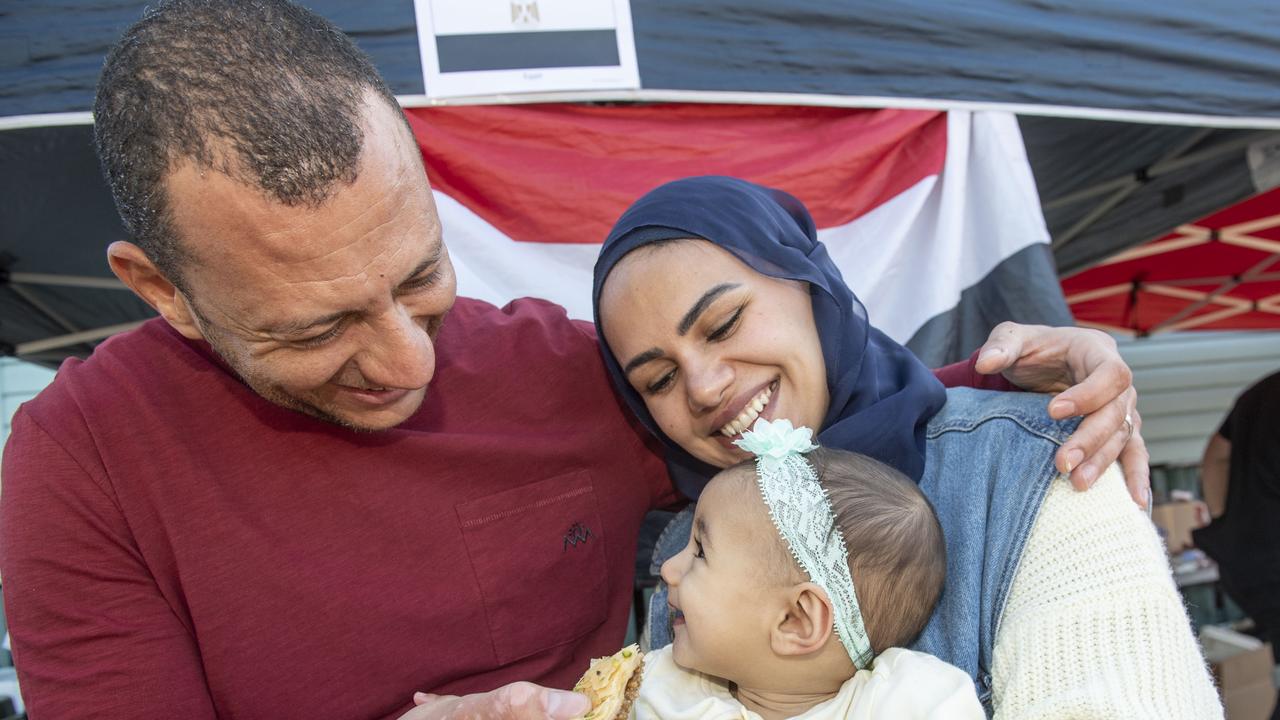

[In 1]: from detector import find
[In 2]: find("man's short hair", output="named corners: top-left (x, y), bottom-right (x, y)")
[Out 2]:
top-left (93, 0), bottom-right (404, 289)
top-left (812, 448), bottom-right (947, 654)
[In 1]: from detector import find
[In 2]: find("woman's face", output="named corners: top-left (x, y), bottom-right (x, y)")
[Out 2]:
top-left (599, 239), bottom-right (829, 468)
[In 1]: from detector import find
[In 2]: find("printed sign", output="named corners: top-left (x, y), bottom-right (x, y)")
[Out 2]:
top-left (413, 0), bottom-right (640, 99)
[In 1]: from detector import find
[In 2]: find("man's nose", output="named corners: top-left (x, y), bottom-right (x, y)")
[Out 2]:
top-left (357, 306), bottom-right (436, 390)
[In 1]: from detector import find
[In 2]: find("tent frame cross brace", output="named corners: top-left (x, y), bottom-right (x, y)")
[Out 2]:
top-left (1048, 130), bottom-right (1278, 251)
top-left (1, 271), bottom-right (142, 358)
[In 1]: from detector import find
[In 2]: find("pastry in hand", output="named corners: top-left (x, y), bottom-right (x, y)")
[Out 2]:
top-left (571, 644), bottom-right (645, 720)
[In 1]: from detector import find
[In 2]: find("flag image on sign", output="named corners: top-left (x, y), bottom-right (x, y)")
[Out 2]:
top-left (511, 0), bottom-right (540, 26)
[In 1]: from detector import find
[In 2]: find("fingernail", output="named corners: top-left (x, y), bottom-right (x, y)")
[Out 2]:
top-left (544, 691), bottom-right (591, 719)
top-left (1080, 464), bottom-right (1098, 487)
top-left (413, 692), bottom-right (431, 705)
top-left (1064, 448), bottom-right (1084, 473)
top-left (1050, 399), bottom-right (1076, 417)
top-left (978, 348), bottom-right (1004, 364)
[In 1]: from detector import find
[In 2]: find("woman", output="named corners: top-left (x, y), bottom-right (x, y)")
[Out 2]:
top-left (592, 177), bottom-right (1220, 717)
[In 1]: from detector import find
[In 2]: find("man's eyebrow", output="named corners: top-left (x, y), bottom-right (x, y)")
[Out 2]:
top-left (695, 516), bottom-right (711, 549)
top-left (623, 347), bottom-right (665, 376)
top-left (678, 283), bottom-right (740, 336)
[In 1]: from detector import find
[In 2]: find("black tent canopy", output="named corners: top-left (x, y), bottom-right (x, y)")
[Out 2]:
top-left (3, 0), bottom-right (1279, 364)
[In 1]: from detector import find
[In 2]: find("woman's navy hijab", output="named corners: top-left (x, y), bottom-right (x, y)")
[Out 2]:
top-left (592, 176), bottom-right (947, 497)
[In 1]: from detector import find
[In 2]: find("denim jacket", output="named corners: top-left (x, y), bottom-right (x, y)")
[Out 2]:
top-left (645, 388), bottom-right (1081, 713)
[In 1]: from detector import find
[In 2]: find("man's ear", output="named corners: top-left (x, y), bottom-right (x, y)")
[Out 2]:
top-left (769, 582), bottom-right (836, 656)
top-left (107, 241), bottom-right (205, 341)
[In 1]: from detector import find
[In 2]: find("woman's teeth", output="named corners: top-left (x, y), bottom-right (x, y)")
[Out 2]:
top-left (719, 384), bottom-right (774, 437)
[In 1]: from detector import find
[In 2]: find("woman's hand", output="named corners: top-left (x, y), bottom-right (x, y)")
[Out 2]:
top-left (974, 322), bottom-right (1150, 509)
top-left (397, 684), bottom-right (590, 720)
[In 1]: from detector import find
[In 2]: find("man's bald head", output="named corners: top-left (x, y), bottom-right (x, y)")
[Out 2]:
top-left (93, 0), bottom-right (406, 290)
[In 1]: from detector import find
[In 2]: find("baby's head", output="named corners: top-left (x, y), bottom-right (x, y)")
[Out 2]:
top-left (661, 445), bottom-right (945, 692)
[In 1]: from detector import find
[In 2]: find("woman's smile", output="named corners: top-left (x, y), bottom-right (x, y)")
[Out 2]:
top-left (713, 379), bottom-right (779, 444)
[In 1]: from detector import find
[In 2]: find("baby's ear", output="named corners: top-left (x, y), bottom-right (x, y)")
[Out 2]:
top-left (769, 582), bottom-right (835, 656)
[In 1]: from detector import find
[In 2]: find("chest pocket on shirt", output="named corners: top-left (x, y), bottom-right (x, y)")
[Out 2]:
top-left (456, 470), bottom-right (609, 665)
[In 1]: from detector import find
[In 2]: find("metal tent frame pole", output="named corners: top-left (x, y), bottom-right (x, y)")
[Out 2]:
top-left (1043, 130), bottom-right (1275, 213)
top-left (8, 272), bottom-right (128, 290)
top-left (1049, 128), bottom-right (1218, 251)
top-left (14, 322), bottom-right (147, 358)
top-left (9, 285), bottom-right (79, 336)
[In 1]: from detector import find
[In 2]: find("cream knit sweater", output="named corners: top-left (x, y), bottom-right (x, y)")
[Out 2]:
top-left (991, 464), bottom-right (1224, 718)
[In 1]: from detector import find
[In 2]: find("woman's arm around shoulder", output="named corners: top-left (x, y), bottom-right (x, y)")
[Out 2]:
top-left (991, 464), bottom-right (1223, 719)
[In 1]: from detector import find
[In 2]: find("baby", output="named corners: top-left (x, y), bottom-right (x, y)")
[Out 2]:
top-left (634, 419), bottom-right (983, 719)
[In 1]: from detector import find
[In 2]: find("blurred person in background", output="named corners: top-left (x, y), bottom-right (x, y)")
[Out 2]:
top-left (1196, 369), bottom-right (1280, 720)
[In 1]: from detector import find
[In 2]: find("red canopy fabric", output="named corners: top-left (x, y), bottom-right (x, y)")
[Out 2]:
top-left (1062, 186), bottom-right (1280, 336)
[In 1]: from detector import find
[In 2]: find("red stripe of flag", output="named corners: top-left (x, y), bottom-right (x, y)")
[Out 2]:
top-left (406, 103), bottom-right (946, 244)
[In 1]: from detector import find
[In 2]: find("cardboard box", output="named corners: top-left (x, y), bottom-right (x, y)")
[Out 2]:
top-left (1152, 500), bottom-right (1207, 553)
top-left (1201, 626), bottom-right (1277, 719)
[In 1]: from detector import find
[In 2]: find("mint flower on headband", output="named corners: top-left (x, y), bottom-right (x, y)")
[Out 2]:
top-left (733, 418), bottom-right (818, 472)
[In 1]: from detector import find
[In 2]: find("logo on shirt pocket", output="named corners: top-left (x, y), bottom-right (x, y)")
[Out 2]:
top-left (563, 522), bottom-right (593, 551)
top-left (456, 470), bottom-right (608, 664)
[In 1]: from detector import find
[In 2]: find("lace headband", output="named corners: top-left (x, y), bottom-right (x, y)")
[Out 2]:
top-left (733, 418), bottom-right (874, 669)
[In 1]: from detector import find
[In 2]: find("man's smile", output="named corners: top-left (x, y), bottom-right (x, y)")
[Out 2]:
top-left (334, 384), bottom-right (416, 407)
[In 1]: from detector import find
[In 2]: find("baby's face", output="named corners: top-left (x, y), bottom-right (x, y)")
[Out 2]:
top-left (660, 467), bottom-right (791, 681)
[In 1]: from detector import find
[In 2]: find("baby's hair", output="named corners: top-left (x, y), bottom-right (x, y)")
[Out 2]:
top-left (811, 448), bottom-right (946, 654)
top-left (736, 447), bottom-right (946, 655)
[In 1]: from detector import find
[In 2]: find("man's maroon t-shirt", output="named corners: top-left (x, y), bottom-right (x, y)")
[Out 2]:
top-left (0, 297), bottom-right (675, 719)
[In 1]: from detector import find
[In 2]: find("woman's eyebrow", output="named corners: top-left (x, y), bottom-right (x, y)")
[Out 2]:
top-left (624, 347), bottom-right (665, 375)
top-left (678, 283), bottom-right (740, 335)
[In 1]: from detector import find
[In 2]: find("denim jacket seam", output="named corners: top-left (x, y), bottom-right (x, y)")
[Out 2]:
top-left (926, 412), bottom-right (1075, 446)
top-left (988, 449), bottom-right (1059, 644)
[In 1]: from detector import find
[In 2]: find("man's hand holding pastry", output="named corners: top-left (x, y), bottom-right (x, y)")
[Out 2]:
top-left (398, 683), bottom-right (590, 720)
top-left (398, 645), bottom-right (644, 720)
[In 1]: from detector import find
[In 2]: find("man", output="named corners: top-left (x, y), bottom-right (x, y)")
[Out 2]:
top-left (1195, 369), bottom-right (1280, 720)
top-left (0, 1), bottom-right (1145, 718)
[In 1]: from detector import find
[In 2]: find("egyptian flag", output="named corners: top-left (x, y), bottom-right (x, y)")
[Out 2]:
top-left (404, 104), bottom-right (1071, 366)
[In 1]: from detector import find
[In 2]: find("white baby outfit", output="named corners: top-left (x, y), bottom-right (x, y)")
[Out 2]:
top-left (632, 645), bottom-right (984, 720)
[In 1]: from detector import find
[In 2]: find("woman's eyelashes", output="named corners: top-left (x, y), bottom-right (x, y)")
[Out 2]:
top-left (706, 305), bottom-right (744, 342)
top-left (647, 370), bottom-right (676, 395)
top-left (641, 304), bottom-right (747, 395)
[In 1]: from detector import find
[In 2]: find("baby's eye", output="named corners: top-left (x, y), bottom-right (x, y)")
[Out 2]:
top-left (693, 539), bottom-right (705, 559)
